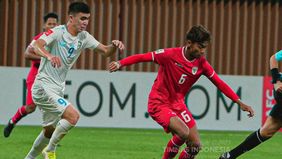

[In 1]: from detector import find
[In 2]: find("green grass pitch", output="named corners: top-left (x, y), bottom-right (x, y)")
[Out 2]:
top-left (0, 125), bottom-right (281, 159)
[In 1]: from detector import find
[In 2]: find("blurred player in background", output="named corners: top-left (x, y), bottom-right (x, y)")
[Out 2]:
top-left (109, 25), bottom-right (254, 159)
top-left (3, 12), bottom-right (59, 138)
top-left (219, 50), bottom-right (282, 159)
top-left (24, 2), bottom-right (124, 159)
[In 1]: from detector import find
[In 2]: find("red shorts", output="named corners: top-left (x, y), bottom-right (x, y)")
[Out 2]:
top-left (148, 101), bottom-right (196, 133)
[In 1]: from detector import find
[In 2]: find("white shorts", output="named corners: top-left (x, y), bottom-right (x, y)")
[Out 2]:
top-left (32, 80), bottom-right (70, 127)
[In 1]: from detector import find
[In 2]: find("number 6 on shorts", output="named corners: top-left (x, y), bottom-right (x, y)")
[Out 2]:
top-left (181, 110), bottom-right (191, 123)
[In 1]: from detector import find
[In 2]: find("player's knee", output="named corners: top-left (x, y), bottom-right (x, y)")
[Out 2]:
top-left (25, 104), bottom-right (36, 113)
top-left (68, 111), bottom-right (80, 125)
top-left (260, 127), bottom-right (276, 138)
top-left (63, 106), bottom-right (80, 125)
top-left (178, 129), bottom-right (190, 141)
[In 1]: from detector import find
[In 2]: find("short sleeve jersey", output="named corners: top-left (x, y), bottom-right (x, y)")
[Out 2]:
top-left (149, 47), bottom-right (215, 105)
top-left (275, 50), bottom-right (282, 61)
top-left (36, 25), bottom-right (100, 88)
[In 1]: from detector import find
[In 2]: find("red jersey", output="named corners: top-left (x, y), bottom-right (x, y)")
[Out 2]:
top-left (26, 32), bottom-right (43, 84)
top-left (149, 47), bottom-right (214, 105)
top-left (119, 47), bottom-right (239, 110)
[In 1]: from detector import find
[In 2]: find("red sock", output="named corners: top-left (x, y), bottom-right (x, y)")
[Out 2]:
top-left (11, 106), bottom-right (27, 124)
top-left (178, 149), bottom-right (193, 159)
top-left (162, 135), bottom-right (185, 159)
top-left (179, 144), bottom-right (200, 159)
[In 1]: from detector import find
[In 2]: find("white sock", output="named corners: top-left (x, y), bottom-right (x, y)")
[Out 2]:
top-left (46, 119), bottom-right (74, 152)
top-left (24, 131), bottom-right (50, 159)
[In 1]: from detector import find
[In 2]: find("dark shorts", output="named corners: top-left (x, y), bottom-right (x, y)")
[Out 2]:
top-left (270, 90), bottom-right (282, 120)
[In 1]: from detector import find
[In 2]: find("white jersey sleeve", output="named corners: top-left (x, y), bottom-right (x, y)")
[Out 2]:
top-left (84, 32), bottom-right (100, 50)
top-left (39, 28), bottom-right (60, 46)
top-left (275, 50), bottom-right (282, 61)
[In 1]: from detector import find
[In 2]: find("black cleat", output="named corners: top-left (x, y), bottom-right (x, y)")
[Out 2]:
top-left (219, 152), bottom-right (231, 159)
top-left (3, 119), bottom-right (15, 138)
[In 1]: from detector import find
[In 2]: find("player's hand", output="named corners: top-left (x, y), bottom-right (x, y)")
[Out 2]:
top-left (109, 61), bottom-right (121, 72)
top-left (48, 55), bottom-right (61, 68)
top-left (274, 81), bottom-right (282, 93)
top-left (239, 103), bottom-right (254, 118)
top-left (112, 40), bottom-right (125, 52)
top-left (27, 45), bottom-right (35, 53)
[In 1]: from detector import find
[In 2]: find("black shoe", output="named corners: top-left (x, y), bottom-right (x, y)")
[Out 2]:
top-left (3, 119), bottom-right (15, 138)
top-left (219, 152), bottom-right (231, 159)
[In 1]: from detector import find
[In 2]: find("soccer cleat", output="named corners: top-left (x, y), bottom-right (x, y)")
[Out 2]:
top-left (219, 152), bottom-right (232, 159)
top-left (3, 119), bottom-right (15, 137)
top-left (42, 149), bottom-right (56, 159)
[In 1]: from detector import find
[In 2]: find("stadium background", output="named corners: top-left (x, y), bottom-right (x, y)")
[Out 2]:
top-left (0, 0), bottom-right (282, 158)
top-left (0, 0), bottom-right (282, 75)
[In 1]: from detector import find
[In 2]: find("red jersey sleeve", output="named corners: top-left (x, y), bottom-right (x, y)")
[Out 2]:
top-left (119, 52), bottom-right (153, 67)
top-left (203, 60), bottom-right (239, 102)
top-left (202, 60), bottom-right (215, 78)
top-left (152, 49), bottom-right (169, 65)
top-left (209, 73), bottom-right (239, 102)
top-left (33, 32), bottom-right (44, 40)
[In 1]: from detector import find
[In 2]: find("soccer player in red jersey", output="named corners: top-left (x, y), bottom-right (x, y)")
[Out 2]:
top-left (3, 12), bottom-right (59, 138)
top-left (109, 25), bottom-right (255, 159)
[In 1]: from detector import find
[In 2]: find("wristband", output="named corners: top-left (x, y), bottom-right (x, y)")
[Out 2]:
top-left (271, 68), bottom-right (280, 84)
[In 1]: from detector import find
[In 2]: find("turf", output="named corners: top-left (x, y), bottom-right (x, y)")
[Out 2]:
top-left (0, 125), bottom-right (281, 159)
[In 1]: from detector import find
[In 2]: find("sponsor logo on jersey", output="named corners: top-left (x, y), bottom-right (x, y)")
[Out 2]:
top-left (155, 49), bottom-right (164, 54)
top-left (192, 67), bottom-right (198, 75)
top-left (175, 62), bottom-right (183, 68)
top-left (44, 29), bottom-right (53, 36)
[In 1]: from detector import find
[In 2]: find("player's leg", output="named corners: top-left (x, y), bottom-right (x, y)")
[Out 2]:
top-left (44, 104), bottom-right (79, 153)
top-left (220, 90), bottom-right (282, 159)
top-left (3, 82), bottom-right (36, 137)
top-left (162, 107), bottom-right (196, 159)
top-left (219, 116), bottom-right (282, 159)
top-left (179, 125), bottom-right (201, 159)
top-left (162, 117), bottom-right (189, 159)
top-left (25, 126), bottom-right (54, 159)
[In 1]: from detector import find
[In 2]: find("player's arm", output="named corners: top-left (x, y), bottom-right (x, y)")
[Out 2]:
top-left (209, 73), bottom-right (254, 117)
top-left (33, 39), bottom-right (61, 67)
top-left (109, 52), bottom-right (153, 72)
top-left (270, 50), bottom-right (282, 92)
top-left (270, 51), bottom-right (282, 84)
top-left (24, 41), bottom-right (41, 61)
top-left (94, 40), bottom-right (125, 57)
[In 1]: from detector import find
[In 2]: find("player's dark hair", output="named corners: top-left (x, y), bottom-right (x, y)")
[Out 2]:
top-left (43, 12), bottom-right (58, 23)
top-left (68, 2), bottom-right (90, 15)
top-left (186, 25), bottom-right (211, 44)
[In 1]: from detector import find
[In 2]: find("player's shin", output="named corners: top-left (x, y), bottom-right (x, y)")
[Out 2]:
top-left (25, 131), bottom-right (50, 159)
top-left (178, 142), bottom-right (201, 159)
top-left (46, 119), bottom-right (74, 152)
top-left (163, 135), bottom-right (185, 159)
top-left (11, 105), bottom-right (28, 123)
top-left (227, 129), bottom-right (269, 158)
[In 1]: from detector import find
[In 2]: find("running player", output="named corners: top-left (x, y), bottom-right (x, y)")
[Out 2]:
top-left (3, 12), bottom-right (59, 138)
top-left (109, 25), bottom-right (254, 159)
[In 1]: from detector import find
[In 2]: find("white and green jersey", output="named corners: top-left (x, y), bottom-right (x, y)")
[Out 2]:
top-left (36, 25), bottom-right (100, 88)
top-left (275, 50), bottom-right (282, 61)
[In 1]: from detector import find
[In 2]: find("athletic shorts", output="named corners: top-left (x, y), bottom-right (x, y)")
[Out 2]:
top-left (270, 90), bottom-right (282, 120)
top-left (32, 80), bottom-right (70, 127)
top-left (148, 100), bottom-right (196, 133)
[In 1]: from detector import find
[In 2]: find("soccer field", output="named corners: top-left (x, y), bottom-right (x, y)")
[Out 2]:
top-left (0, 125), bottom-right (281, 159)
